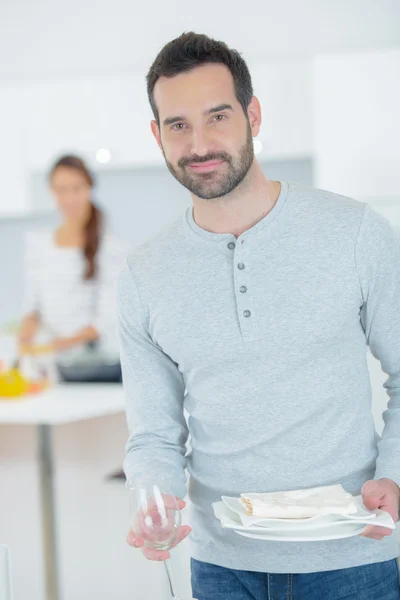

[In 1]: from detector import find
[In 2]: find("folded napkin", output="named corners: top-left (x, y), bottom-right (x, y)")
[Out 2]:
top-left (240, 484), bottom-right (358, 519)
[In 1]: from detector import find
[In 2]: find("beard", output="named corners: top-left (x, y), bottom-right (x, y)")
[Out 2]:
top-left (163, 123), bottom-right (254, 200)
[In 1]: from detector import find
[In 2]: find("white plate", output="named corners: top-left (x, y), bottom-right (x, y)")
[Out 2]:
top-left (213, 500), bottom-right (394, 542)
top-left (235, 523), bottom-right (366, 542)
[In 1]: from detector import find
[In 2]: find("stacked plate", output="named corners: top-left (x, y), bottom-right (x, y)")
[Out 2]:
top-left (212, 495), bottom-right (395, 542)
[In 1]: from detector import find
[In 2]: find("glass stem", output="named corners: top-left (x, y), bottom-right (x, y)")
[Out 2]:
top-left (164, 558), bottom-right (179, 599)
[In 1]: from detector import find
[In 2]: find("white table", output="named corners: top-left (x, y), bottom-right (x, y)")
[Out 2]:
top-left (0, 383), bottom-right (125, 600)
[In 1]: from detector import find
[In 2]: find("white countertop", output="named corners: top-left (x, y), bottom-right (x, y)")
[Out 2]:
top-left (0, 383), bottom-right (125, 425)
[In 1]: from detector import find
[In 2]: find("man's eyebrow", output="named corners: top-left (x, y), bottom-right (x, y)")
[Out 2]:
top-left (163, 115), bottom-right (186, 126)
top-left (162, 104), bottom-right (233, 127)
top-left (205, 103), bottom-right (233, 115)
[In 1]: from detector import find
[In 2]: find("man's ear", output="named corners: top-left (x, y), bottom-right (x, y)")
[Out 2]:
top-left (247, 96), bottom-right (262, 138)
top-left (151, 120), bottom-right (163, 151)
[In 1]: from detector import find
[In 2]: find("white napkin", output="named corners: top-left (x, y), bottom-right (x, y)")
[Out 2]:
top-left (240, 484), bottom-right (358, 519)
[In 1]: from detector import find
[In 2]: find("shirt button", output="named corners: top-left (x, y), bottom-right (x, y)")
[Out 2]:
top-left (243, 310), bottom-right (251, 318)
top-left (240, 286), bottom-right (247, 293)
top-left (238, 262), bottom-right (245, 270)
top-left (227, 242), bottom-right (236, 250)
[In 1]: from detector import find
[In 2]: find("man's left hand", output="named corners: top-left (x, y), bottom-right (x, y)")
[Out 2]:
top-left (361, 478), bottom-right (399, 540)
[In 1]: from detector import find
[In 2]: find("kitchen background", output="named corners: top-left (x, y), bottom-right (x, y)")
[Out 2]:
top-left (0, 158), bottom-right (313, 325)
top-left (0, 1), bottom-right (399, 599)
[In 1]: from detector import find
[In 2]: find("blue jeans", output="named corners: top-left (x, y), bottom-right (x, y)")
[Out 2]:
top-left (191, 557), bottom-right (400, 600)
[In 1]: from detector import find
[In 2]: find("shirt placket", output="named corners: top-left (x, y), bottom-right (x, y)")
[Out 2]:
top-left (227, 237), bottom-right (258, 342)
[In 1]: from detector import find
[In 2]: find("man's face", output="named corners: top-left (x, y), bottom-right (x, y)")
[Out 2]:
top-left (151, 63), bottom-right (260, 200)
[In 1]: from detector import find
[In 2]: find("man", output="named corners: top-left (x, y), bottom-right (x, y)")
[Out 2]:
top-left (118, 32), bottom-right (400, 599)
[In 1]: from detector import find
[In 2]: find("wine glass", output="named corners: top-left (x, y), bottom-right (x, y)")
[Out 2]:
top-left (129, 483), bottom-right (196, 600)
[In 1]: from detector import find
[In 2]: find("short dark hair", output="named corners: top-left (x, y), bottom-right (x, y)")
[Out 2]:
top-left (147, 32), bottom-right (254, 124)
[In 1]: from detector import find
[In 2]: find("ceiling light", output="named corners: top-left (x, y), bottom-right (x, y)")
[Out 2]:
top-left (96, 148), bottom-right (112, 164)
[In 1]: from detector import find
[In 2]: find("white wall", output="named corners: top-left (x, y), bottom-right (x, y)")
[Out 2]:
top-left (0, 59), bottom-right (314, 215)
top-left (2, 0), bottom-right (399, 216)
top-left (313, 50), bottom-right (400, 199)
top-left (251, 60), bottom-right (314, 159)
top-left (1, 0), bottom-right (398, 79)
top-left (0, 87), bottom-right (29, 213)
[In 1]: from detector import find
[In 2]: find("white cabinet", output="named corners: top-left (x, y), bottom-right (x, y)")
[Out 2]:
top-left (313, 50), bottom-right (400, 199)
top-left (0, 86), bottom-right (29, 214)
top-left (23, 74), bottom-right (161, 171)
top-left (251, 60), bottom-right (314, 159)
top-left (0, 74), bottom-right (163, 216)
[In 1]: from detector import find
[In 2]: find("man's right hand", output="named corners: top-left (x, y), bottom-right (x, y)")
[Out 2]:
top-left (127, 497), bottom-right (192, 561)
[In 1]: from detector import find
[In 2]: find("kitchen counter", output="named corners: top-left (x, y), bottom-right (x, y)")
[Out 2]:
top-left (0, 382), bottom-right (125, 424)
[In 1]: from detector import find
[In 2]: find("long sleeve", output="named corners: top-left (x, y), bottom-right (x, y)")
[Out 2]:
top-left (117, 259), bottom-right (188, 499)
top-left (355, 204), bottom-right (400, 486)
top-left (22, 233), bottom-right (41, 316)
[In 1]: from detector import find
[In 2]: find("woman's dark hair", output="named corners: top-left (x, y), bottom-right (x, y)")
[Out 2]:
top-left (50, 155), bottom-right (103, 280)
top-left (147, 32), bottom-right (254, 125)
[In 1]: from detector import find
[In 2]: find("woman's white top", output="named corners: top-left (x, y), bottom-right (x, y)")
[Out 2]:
top-left (23, 230), bottom-right (130, 355)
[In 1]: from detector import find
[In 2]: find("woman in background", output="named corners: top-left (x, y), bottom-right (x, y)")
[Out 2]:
top-left (19, 154), bottom-right (129, 364)
top-left (19, 154), bottom-right (129, 480)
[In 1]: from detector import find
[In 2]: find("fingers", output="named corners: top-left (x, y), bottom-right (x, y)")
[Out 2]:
top-left (361, 479), bottom-right (399, 521)
top-left (169, 525), bottom-right (192, 549)
top-left (126, 529), bottom-right (143, 548)
top-left (127, 529), bottom-right (170, 560)
top-left (362, 480), bottom-right (383, 497)
top-left (362, 496), bottom-right (381, 511)
top-left (160, 494), bottom-right (186, 510)
top-left (127, 525), bottom-right (191, 561)
top-left (361, 485), bottom-right (383, 509)
top-left (376, 495), bottom-right (399, 521)
top-left (360, 525), bottom-right (393, 540)
top-left (362, 479), bottom-right (384, 494)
